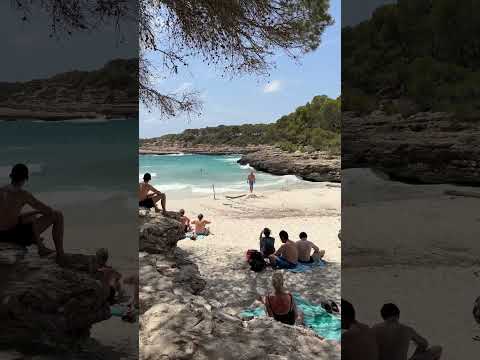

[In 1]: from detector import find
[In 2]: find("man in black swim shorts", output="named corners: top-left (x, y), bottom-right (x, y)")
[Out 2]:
top-left (138, 173), bottom-right (166, 213)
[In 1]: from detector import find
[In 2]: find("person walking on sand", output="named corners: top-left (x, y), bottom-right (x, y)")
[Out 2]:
top-left (268, 230), bottom-right (298, 269)
top-left (247, 171), bottom-right (256, 193)
top-left (0, 163), bottom-right (65, 264)
top-left (258, 272), bottom-right (301, 326)
top-left (191, 214), bottom-right (211, 235)
top-left (139, 173), bottom-right (166, 213)
top-left (296, 232), bottom-right (325, 264)
top-left (342, 299), bottom-right (379, 360)
top-left (373, 303), bottom-right (442, 360)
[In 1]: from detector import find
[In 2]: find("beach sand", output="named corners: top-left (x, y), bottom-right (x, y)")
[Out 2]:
top-left (168, 185), bottom-right (341, 318)
top-left (342, 168), bottom-right (480, 359)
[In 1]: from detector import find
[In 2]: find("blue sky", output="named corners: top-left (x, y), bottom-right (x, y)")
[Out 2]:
top-left (140, 0), bottom-right (341, 138)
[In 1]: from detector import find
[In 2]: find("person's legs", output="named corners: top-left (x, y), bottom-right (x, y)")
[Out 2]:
top-left (33, 211), bottom-right (65, 260)
top-left (150, 193), bottom-right (166, 213)
top-left (273, 256), bottom-right (296, 269)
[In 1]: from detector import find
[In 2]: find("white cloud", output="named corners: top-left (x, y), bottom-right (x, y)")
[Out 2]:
top-left (175, 82), bottom-right (193, 93)
top-left (263, 80), bottom-right (282, 93)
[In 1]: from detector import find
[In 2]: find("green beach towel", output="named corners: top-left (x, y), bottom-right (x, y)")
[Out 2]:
top-left (240, 293), bottom-right (340, 341)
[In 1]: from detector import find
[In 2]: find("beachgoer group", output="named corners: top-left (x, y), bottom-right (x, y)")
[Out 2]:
top-left (256, 229), bottom-right (325, 270)
top-left (342, 300), bottom-right (442, 360)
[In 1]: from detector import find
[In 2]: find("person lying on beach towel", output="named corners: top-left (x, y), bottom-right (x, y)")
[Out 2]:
top-left (258, 272), bottom-right (301, 326)
top-left (296, 232), bottom-right (325, 264)
top-left (191, 213), bottom-right (211, 235)
top-left (0, 163), bottom-right (66, 265)
top-left (342, 299), bottom-right (379, 360)
top-left (373, 303), bottom-right (442, 360)
top-left (259, 227), bottom-right (275, 257)
top-left (268, 230), bottom-right (298, 269)
top-left (179, 209), bottom-right (192, 232)
top-left (139, 173), bottom-right (166, 213)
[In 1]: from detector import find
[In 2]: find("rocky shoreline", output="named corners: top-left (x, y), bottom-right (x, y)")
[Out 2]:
top-left (139, 210), bottom-right (340, 360)
top-left (343, 110), bottom-right (480, 185)
top-left (0, 243), bottom-right (111, 350)
top-left (140, 144), bottom-right (341, 183)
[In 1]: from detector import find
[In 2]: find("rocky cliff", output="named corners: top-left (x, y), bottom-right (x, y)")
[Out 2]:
top-left (0, 243), bottom-right (110, 349)
top-left (139, 210), bottom-right (340, 360)
top-left (238, 146), bottom-right (341, 182)
top-left (0, 59), bottom-right (138, 120)
top-left (342, 111), bottom-right (480, 185)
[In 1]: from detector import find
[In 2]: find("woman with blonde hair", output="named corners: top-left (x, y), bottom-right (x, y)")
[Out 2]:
top-left (259, 272), bottom-right (299, 325)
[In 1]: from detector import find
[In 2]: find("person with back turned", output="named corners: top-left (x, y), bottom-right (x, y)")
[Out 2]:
top-left (341, 299), bottom-right (379, 360)
top-left (0, 163), bottom-right (65, 265)
top-left (373, 303), bottom-right (442, 360)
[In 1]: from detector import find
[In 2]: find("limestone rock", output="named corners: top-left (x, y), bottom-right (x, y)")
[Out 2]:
top-left (238, 147), bottom-right (340, 183)
top-left (139, 211), bottom-right (185, 255)
top-left (343, 111), bottom-right (480, 185)
top-left (0, 244), bottom-right (110, 349)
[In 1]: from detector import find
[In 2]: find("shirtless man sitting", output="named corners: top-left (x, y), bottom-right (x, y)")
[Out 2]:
top-left (268, 230), bottom-right (298, 269)
top-left (372, 303), bottom-right (442, 360)
top-left (0, 164), bottom-right (65, 264)
top-left (296, 232), bottom-right (325, 263)
top-left (179, 209), bottom-right (191, 232)
top-left (139, 173), bottom-right (166, 213)
top-left (342, 299), bottom-right (379, 360)
top-left (191, 214), bottom-right (211, 235)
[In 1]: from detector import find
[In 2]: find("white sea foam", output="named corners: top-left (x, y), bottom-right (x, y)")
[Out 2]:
top-left (239, 163), bottom-right (252, 170)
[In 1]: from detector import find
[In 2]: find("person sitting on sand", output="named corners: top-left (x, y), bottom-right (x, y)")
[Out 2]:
top-left (139, 173), bottom-right (166, 213)
top-left (0, 164), bottom-right (65, 264)
top-left (247, 171), bottom-right (256, 193)
top-left (259, 227), bottom-right (275, 257)
top-left (96, 248), bottom-right (124, 305)
top-left (191, 214), bottom-right (211, 235)
top-left (296, 232), bottom-right (325, 263)
top-left (268, 230), bottom-right (298, 269)
top-left (342, 299), bottom-right (379, 360)
top-left (258, 272), bottom-right (301, 326)
top-left (372, 303), bottom-right (442, 360)
top-left (179, 209), bottom-right (191, 232)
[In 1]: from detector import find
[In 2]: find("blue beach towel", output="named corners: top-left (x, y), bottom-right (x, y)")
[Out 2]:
top-left (184, 232), bottom-right (206, 241)
top-left (239, 293), bottom-right (340, 341)
top-left (286, 259), bottom-right (326, 273)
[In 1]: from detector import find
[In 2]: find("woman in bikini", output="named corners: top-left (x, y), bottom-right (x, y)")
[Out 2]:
top-left (259, 272), bottom-right (301, 326)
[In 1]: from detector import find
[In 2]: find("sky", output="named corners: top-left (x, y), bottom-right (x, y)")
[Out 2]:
top-left (0, 1), bottom-right (137, 82)
top-left (140, 0), bottom-right (342, 138)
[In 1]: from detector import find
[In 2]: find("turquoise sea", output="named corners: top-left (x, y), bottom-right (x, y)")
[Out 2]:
top-left (139, 153), bottom-right (308, 198)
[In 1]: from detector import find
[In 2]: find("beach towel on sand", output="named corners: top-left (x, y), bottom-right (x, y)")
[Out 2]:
top-left (183, 232), bottom-right (206, 241)
top-left (240, 293), bottom-right (340, 341)
top-left (286, 259), bottom-right (326, 273)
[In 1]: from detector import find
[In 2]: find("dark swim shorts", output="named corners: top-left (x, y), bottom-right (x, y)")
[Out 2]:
top-left (139, 197), bottom-right (155, 209)
top-left (0, 222), bottom-right (35, 246)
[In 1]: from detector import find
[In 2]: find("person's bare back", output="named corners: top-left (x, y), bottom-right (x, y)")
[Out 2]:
top-left (0, 185), bottom-right (30, 230)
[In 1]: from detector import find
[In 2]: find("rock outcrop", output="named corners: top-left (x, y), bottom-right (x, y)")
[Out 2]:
top-left (238, 147), bottom-right (341, 182)
top-left (139, 211), bottom-right (340, 360)
top-left (343, 111), bottom-right (480, 185)
top-left (139, 143), bottom-right (262, 156)
top-left (0, 243), bottom-right (110, 349)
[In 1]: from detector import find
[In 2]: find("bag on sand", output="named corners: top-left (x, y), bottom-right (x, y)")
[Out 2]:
top-left (246, 250), bottom-right (266, 272)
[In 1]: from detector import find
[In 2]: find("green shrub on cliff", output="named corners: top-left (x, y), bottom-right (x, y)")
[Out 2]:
top-left (144, 95), bottom-right (341, 153)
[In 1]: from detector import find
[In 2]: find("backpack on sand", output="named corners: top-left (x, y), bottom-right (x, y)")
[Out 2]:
top-left (246, 249), bottom-right (266, 272)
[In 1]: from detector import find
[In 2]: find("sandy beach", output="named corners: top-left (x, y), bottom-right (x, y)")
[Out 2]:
top-left (168, 185), bottom-right (341, 319)
top-left (342, 168), bottom-right (480, 359)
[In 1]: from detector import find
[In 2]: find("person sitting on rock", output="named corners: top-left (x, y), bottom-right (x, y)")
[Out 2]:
top-left (0, 163), bottom-right (65, 265)
top-left (372, 303), bottom-right (442, 360)
top-left (258, 272), bottom-right (300, 326)
top-left (259, 227), bottom-right (275, 257)
top-left (191, 214), bottom-right (211, 236)
top-left (139, 173), bottom-right (166, 213)
top-left (179, 209), bottom-right (191, 232)
top-left (296, 232), bottom-right (325, 264)
top-left (268, 230), bottom-right (298, 269)
top-left (96, 248), bottom-right (124, 305)
top-left (342, 299), bottom-right (379, 360)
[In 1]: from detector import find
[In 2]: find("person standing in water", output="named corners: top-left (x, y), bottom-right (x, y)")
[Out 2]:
top-left (0, 163), bottom-right (65, 264)
top-left (247, 171), bottom-right (256, 193)
top-left (138, 173), bottom-right (166, 213)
